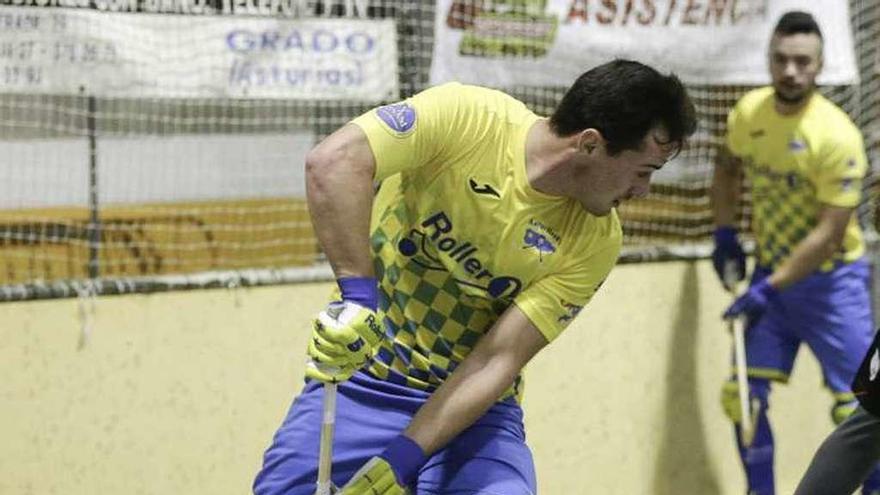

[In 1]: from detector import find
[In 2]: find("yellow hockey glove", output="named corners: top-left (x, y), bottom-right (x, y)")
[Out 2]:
top-left (339, 457), bottom-right (408, 495)
top-left (306, 300), bottom-right (384, 383)
top-left (339, 434), bottom-right (425, 495)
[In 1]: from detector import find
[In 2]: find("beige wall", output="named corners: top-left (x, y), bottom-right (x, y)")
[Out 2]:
top-left (1, 261), bottom-right (841, 494)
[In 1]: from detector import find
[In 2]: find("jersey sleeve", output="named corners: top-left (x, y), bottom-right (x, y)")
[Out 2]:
top-left (350, 83), bottom-right (464, 181)
top-left (814, 130), bottom-right (867, 208)
top-left (725, 100), bottom-right (750, 158)
top-left (514, 239), bottom-right (621, 343)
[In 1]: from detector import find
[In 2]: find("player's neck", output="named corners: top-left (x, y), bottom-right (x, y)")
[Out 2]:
top-left (774, 92), bottom-right (813, 117)
top-left (524, 119), bottom-right (580, 197)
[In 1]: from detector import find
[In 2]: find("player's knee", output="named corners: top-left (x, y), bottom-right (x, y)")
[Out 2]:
top-left (831, 399), bottom-right (858, 425)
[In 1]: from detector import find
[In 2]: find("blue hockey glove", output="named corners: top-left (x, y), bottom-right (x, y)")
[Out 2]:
top-left (723, 279), bottom-right (778, 322)
top-left (712, 226), bottom-right (746, 290)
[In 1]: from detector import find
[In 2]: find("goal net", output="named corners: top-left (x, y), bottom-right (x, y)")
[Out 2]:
top-left (0, 0), bottom-right (877, 300)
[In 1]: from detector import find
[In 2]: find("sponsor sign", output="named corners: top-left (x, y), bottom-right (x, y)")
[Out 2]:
top-left (0, 5), bottom-right (398, 99)
top-left (431, 0), bottom-right (858, 86)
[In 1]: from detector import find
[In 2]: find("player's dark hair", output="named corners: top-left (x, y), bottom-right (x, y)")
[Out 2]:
top-left (774, 10), bottom-right (823, 40)
top-left (549, 59), bottom-right (697, 156)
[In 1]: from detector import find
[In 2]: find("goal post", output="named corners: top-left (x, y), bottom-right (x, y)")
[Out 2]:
top-left (0, 0), bottom-right (877, 302)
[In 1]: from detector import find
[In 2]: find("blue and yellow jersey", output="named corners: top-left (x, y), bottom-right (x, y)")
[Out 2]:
top-left (350, 83), bottom-right (621, 401)
top-left (726, 87), bottom-right (867, 271)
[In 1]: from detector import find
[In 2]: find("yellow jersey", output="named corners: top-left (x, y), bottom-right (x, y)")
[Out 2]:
top-left (350, 83), bottom-right (621, 400)
top-left (726, 87), bottom-right (867, 271)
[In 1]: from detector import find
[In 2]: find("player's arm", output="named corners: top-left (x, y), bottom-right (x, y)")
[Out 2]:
top-left (309, 85), bottom-right (458, 277)
top-left (305, 124), bottom-right (376, 279)
top-left (711, 144), bottom-right (743, 227)
top-left (339, 306), bottom-right (548, 494)
top-left (405, 305), bottom-right (548, 452)
top-left (307, 84), bottom-right (461, 278)
top-left (766, 205), bottom-right (853, 289)
top-left (710, 99), bottom-right (752, 288)
top-left (306, 86), bottom-right (465, 384)
top-left (303, 124), bottom-right (385, 383)
top-left (710, 143), bottom-right (748, 287)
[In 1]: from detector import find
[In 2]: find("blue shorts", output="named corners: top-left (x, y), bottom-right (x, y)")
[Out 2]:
top-left (740, 259), bottom-right (874, 394)
top-left (254, 371), bottom-right (537, 495)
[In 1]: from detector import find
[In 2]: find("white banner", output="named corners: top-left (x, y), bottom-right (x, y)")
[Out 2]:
top-left (0, 6), bottom-right (398, 100)
top-left (430, 0), bottom-right (858, 87)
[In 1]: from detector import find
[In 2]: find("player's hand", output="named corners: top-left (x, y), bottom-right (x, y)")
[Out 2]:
top-left (723, 279), bottom-right (778, 322)
top-left (339, 457), bottom-right (407, 495)
top-left (712, 226), bottom-right (746, 291)
top-left (306, 300), bottom-right (384, 383)
top-left (339, 435), bottom-right (426, 495)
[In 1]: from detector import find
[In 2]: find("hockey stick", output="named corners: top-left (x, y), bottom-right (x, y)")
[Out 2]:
top-left (724, 263), bottom-right (757, 447)
top-left (315, 381), bottom-right (338, 495)
top-left (310, 373), bottom-right (338, 495)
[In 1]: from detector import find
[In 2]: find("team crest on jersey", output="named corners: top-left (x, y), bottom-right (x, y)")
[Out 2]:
top-left (523, 219), bottom-right (560, 262)
top-left (523, 229), bottom-right (555, 261)
top-left (376, 102), bottom-right (416, 136)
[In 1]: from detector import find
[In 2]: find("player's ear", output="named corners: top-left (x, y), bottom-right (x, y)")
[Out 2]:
top-left (577, 129), bottom-right (603, 154)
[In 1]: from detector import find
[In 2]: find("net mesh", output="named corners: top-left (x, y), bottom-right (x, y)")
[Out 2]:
top-left (0, 0), bottom-right (878, 300)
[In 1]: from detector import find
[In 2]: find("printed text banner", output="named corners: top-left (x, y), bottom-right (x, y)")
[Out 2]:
top-left (0, 6), bottom-right (398, 100)
top-left (430, 0), bottom-right (858, 87)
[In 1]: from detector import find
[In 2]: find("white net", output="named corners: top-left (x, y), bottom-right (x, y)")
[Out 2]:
top-left (0, 0), bottom-right (878, 299)
top-left (0, 2), bottom-right (417, 297)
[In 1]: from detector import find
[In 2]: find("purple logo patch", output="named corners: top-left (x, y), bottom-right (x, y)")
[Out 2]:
top-left (376, 102), bottom-right (416, 135)
top-left (523, 228), bottom-right (556, 261)
top-left (557, 300), bottom-right (583, 324)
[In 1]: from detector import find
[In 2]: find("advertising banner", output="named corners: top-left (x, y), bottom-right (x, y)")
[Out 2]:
top-left (0, 6), bottom-right (398, 99)
top-left (430, 0), bottom-right (858, 86)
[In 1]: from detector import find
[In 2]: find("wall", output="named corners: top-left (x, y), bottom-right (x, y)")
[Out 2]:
top-left (0, 260), bottom-right (841, 494)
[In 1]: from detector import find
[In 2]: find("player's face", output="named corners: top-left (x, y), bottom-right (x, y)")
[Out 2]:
top-left (768, 32), bottom-right (822, 107)
top-left (576, 127), bottom-right (674, 217)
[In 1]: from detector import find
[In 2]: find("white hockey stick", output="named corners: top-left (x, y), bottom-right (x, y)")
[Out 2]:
top-left (315, 381), bottom-right (338, 495)
top-left (724, 263), bottom-right (756, 447)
